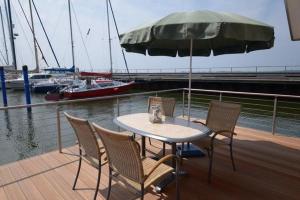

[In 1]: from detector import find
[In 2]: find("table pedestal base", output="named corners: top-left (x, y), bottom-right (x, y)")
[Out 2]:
top-left (177, 143), bottom-right (205, 158)
top-left (155, 171), bottom-right (185, 193)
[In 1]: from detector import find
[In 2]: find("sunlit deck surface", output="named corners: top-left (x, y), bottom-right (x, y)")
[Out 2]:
top-left (1, 126), bottom-right (300, 200)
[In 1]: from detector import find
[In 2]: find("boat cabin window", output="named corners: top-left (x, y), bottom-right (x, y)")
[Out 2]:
top-left (98, 82), bottom-right (114, 87)
top-left (30, 74), bottom-right (52, 79)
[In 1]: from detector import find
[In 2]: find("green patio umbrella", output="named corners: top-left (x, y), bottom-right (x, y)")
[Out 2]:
top-left (120, 10), bottom-right (275, 121)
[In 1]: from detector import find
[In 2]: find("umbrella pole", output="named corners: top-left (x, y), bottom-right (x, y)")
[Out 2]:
top-left (188, 39), bottom-right (193, 123)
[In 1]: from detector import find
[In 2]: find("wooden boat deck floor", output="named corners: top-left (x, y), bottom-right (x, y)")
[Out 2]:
top-left (1, 126), bottom-right (300, 200)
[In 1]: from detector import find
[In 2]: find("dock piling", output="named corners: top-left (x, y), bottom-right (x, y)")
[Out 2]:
top-left (0, 67), bottom-right (8, 106)
top-left (22, 65), bottom-right (32, 112)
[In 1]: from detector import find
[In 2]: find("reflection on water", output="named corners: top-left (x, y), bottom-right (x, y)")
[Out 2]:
top-left (4, 110), bottom-right (12, 138)
top-left (0, 90), bottom-right (299, 165)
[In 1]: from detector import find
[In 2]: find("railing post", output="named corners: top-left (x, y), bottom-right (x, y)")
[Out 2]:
top-left (56, 106), bottom-right (62, 153)
top-left (117, 97), bottom-right (121, 132)
top-left (272, 97), bottom-right (278, 135)
top-left (117, 97), bottom-right (120, 117)
top-left (219, 93), bottom-right (222, 101)
top-left (182, 90), bottom-right (185, 117)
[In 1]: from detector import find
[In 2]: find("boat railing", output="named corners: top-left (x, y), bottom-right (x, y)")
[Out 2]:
top-left (0, 88), bottom-right (299, 164)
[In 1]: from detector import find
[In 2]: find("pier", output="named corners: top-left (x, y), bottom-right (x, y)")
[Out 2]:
top-left (112, 66), bottom-right (300, 95)
top-left (113, 66), bottom-right (300, 83)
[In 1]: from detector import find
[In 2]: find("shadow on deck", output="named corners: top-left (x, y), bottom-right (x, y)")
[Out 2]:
top-left (1, 126), bottom-right (300, 200)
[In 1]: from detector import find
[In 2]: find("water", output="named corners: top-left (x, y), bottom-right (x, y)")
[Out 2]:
top-left (0, 89), bottom-right (299, 165)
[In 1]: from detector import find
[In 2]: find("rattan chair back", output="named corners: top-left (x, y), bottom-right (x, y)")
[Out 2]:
top-left (92, 123), bottom-right (144, 184)
top-left (64, 112), bottom-right (101, 160)
top-left (148, 97), bottom-right (176, 117)
top-left (206, 100), bottom-right (241, 137)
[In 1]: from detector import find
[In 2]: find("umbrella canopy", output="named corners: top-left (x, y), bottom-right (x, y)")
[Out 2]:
top-left (120, 10), bottom-right (275, 121)
top-left (120, 10), bottom-right (274, 56)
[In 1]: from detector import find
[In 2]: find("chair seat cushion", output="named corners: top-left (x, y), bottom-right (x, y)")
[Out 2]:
top-left (192, 136), bottom-right (228, 149)
top-left (116, 157), bottom-right (173, 190)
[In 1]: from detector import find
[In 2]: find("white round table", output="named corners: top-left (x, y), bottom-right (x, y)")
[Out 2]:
top-left (114, 113), bottom-right (211, 158)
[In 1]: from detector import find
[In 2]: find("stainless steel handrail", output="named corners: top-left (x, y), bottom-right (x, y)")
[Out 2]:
top-left (0, 88), bottom-right (182, 153)
top-left (183, 88), bottom-right (300, 135)
top-left (0, 88), bottom-right (183, 111)
top-left (1, 87), bottom-right (299, 155)
top-left (185, 88), bottom-right (300, 99)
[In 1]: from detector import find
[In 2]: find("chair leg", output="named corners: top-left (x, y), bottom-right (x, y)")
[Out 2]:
top-left (140, 184), bottom-right (144, 200)
top-left (207, 148), bottom-right (214, 183)
top-left (107, 169), bottom-right (112, 200)
top-left (148, 137), bottom-right (152, 145)
top-left (72, 149), bottom-right (82, 190)
top-left (93, 162), bottom-right (101, 200)
top-left (230, 143), bottom-right (236, 171)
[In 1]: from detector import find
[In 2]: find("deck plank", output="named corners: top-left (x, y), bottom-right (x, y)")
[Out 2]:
top-left (1, 127), bottom-right (300, 200)
top-left (0, 188), bottom-right (7, 200)
top-left (18, 156), bottom-right (64, 200)
top-left (0, 166), bottom-right (27, 200)
top-left (7, 162), bottom-right (45, 200)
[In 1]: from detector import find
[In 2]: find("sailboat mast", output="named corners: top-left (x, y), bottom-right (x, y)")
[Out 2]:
top-left (68, 0), bottom-right (75, 68)
top-left (28, 0), bottom-right (39, 72)
top-left (0, 6), bottom-right (9, 65)
top-left (106, 0), bottom-right (113, 74)
top-left (6, 0), bottom-right (17, 70)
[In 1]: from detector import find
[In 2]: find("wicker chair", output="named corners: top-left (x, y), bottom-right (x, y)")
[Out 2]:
top-left (192, 100), bottom-right (241, 183)
top-left (92, 123), bottom-right (179, 200)
top-left (64, 113), bottom-right (107, 200)
top-left (147, 96), bottom-right (176, 156)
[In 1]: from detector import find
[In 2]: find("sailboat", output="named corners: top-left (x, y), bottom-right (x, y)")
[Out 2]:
top-left (45, 0), bottom-right (133, 100)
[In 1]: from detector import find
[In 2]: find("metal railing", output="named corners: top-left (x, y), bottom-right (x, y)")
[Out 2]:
top-left (113, 65), bottom-right (300, 74)
top-left (0, 89), bottom-right (181, 164)
top-left (182, 88), bottom-right (300, 136)
top-left (0, 88), bottom-right (299, 165)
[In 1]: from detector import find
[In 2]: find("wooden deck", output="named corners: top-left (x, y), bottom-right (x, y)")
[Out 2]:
top-left (1, 126), bottom-right (300, 200)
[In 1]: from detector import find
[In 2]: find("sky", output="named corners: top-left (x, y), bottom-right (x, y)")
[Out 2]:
top-left (0, 0), bottom-right (299, 72)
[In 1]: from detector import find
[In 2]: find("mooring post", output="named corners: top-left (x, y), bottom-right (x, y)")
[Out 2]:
top-left (22, 65), bottom-right (32, 112)
top-left (0, 67), bottom-right (8, 106)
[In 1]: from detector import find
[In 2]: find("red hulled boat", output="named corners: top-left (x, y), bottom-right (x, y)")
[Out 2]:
top-left (61, 80), bottom-right (134, 100)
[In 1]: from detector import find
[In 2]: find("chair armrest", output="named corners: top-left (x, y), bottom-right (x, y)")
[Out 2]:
top-left (145, 154), bottom-right (177, 180)
top-left (213, 130), bottom-right (237, 137)
top-left (192, 120), bottom-right (206, 126)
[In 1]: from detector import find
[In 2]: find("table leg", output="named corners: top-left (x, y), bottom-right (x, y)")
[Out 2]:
top-left (155, 142), bottom-right (180, 193)
top-left (141, 136), bottom-right (146, 157)
top-left (171, 142), bottom-right (176, 168)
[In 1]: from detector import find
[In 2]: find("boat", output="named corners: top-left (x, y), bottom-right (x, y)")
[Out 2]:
top-left (31, 77), bottom-right (77, 93)
top-left (61, 80), bottom-right (134, 100)
top-left (43, 0), bottom-right (133, 101)
top-left (5, 73), bottom-right (53, 90)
